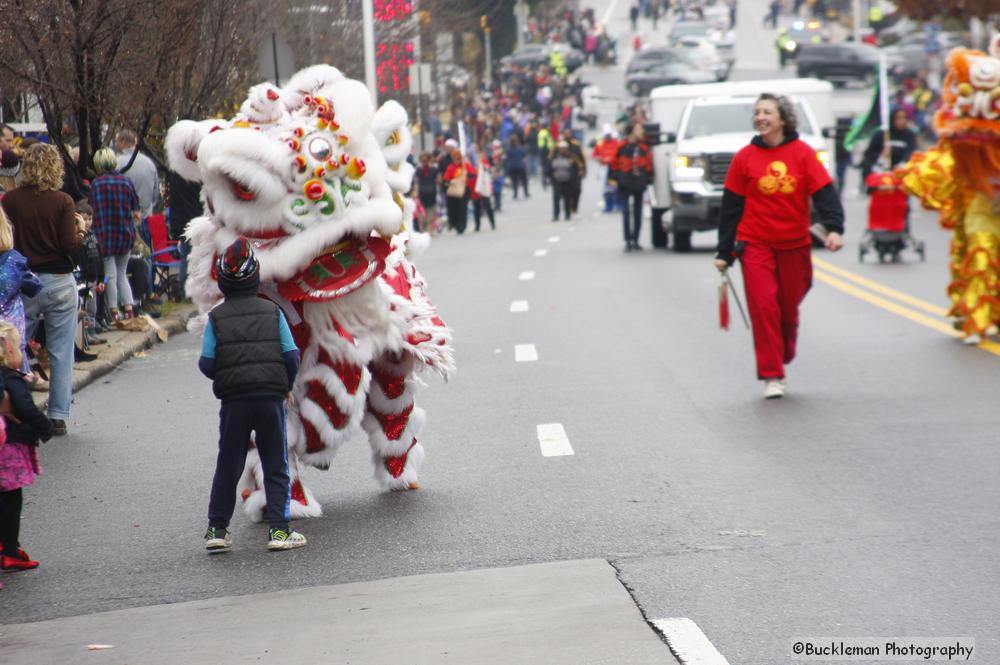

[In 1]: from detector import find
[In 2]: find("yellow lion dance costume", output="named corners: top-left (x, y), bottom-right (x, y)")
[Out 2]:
top-left (899, 39), bottom-right (1000, 344)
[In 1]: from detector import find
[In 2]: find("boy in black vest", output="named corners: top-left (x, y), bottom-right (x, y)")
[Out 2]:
top-left (198, 238), bottom-right (306, 552)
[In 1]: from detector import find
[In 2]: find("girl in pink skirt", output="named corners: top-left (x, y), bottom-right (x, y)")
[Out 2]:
top-left (0, 321), bottom-right (54, 584)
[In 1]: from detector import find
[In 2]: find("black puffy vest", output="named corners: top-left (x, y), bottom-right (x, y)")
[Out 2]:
top-left (208, 296), bottom-right (287, 401)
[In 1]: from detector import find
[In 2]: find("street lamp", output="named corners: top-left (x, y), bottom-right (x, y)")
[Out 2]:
top-left (363, 0), bottom-right (377, 104)
top-left (481, 15), bottom-right (492, 89)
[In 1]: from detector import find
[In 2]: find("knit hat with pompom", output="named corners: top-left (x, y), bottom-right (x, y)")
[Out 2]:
top-left (217, 237), bottom-right (260, 296)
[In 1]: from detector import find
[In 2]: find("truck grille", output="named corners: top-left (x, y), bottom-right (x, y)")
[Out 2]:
top-left (706, 153), bottom-right (735, 186)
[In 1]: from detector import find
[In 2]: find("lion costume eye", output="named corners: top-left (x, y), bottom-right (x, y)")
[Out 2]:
top-left (309, 138), bottom-right (332, 161)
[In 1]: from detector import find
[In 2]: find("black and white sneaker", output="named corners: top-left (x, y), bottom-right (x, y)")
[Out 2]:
top-left (205, 527), bottom-right (232, 553)
top-left (267, 528), bottom-right (307, 551)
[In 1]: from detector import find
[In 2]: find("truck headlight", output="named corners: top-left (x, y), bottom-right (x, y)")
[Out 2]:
top-left (784, 40), bottom-right (797, 52)
top-left (674, 155), bottom-right (705, 179)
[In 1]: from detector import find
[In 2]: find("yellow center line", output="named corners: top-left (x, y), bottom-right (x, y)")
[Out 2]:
top-left (812, 268), bottom-right (1000, 358)
top-left (812, 256), bottom-right (950, 317)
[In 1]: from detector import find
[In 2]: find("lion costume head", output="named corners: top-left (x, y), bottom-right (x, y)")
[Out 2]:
top-left (935, 38), bottom-right (1000, 195)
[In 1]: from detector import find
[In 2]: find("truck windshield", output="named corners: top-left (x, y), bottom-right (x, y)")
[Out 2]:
top-left (683, 102), bottom-right (814, 138)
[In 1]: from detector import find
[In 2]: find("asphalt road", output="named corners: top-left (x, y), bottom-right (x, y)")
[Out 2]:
top-left (4, 2), bottom-right (997, 664)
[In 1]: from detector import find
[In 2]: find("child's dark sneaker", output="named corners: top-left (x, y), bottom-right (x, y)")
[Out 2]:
top-left (204, 527), bottom-right (232, 553)
top-left (1, 551), bottom-right (39, 571)
top-left (267, 528), bottom-right (306, 551)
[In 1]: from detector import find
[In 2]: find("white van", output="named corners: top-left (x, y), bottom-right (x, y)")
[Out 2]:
top-left (646, 79), bottom-right (835, 250)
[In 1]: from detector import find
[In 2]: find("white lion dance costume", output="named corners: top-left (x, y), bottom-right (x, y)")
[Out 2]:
top-left (167, 65), bottom-right (453, 520)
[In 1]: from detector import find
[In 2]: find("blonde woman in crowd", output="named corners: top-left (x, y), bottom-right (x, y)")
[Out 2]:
top-left (0, 143), bottom-right (85, 436)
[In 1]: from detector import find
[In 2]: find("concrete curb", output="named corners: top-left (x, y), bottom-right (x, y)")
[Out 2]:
top-left (33, 305), bottom-right (197, 410)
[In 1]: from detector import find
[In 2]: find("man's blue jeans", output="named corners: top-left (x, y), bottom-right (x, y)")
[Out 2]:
top-left (24, 273), bottom-right (78, 420)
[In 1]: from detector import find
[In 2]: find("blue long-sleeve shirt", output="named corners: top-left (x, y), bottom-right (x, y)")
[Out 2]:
top-left (198, 309), bottom-right (300, 389)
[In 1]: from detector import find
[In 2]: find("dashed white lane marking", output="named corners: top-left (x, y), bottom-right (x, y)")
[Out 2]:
top-left (518, 271), bottom-right (536, 281)
top-left (533, 249), bottom-right (548, 257)
top-left (537, 423), bottom-right (574, 457)
top-left (548, 235), bottom-right (560, 243)
top-left (600, 0), bottom-right (618, 26)
top-left (651, 618), bottom-right (731, 665)
top-left (514, 344), bottom-right (538, 362)
top-left (510, 300), bottom-right (529, 313)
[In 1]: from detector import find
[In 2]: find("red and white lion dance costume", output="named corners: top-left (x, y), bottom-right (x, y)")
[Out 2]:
top-left (166, 65), bottom-right (453, 520)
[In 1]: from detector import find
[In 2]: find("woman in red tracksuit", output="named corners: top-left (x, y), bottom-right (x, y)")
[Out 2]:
top-left (714, 93), bottom-right (845, 399)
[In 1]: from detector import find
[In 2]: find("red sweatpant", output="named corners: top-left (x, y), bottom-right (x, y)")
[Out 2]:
top-left (739, 242), bottom-right (813, 380)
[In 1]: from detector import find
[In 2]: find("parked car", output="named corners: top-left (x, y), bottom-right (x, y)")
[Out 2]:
top-left (874, 16), bottom-right (918, 46)
top-left (626, 46), bottom-right (703, 75)
top-left (702, 4), bottom-right (732, 31)
top-left (625, 62), bottom-right (716, 97)
top-left (671, 35), bottom-right (731, 81)
top-left (796, 42), bottom-right (879, 87)
top-left (882, 32), bottom-right (969, 82)
top-left (498, 44), bottom-right (585, 72)
top-left (668, 19), bottom-right (712, 41)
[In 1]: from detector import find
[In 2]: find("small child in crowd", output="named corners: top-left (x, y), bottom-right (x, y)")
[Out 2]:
top-left (0, 321), bottom-right (55, 589)
top-left (198, 238), bottom-right (305, 553)
top-left (0, 207), bottom-right (41, 377)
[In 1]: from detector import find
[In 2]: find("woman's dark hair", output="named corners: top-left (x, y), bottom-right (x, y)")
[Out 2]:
top-left (756, 93), bottom-right (798, 136)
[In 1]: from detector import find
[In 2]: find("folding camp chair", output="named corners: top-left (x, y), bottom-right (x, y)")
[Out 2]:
top-left (146, 212), bottom-right (183, 301)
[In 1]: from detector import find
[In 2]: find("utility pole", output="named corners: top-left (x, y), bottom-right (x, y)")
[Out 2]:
top-left (363, 0), bottom-right (377, 105)
top-left (481, 15), bottom-right (492, 91)
top-left (852, 0), bottom-right (862, 44)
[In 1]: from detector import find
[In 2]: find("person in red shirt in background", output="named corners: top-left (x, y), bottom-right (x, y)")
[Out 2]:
top-left (714, 93), bottom-right (845, 399)
top-left (468, 153), bottom-right (496, 232)
top-left (442, 148), bottom-right (471, 235)
top-left (611, 123), bottom-right (654, 251)
top-left (592, 125), bottom-right (621, 213)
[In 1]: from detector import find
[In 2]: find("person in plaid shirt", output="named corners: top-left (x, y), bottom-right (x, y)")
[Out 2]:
top-left (88, 147), bottom-right (140, 320)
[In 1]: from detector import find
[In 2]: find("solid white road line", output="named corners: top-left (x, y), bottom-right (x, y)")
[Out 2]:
top-left (537, 423), bottom-right (574, 457)
top-left (651, 618), bottom-right (731, 665)
top-left (533, 249), bottom-right (548, 257)
top-left (548, 235), bottom-right (560, 243)
top-left (510, 300), bottom-right (529, 313)
top-left (518, 271), bottom-right (536, 281)
top-left (514, 344), bottom-right (538, 362)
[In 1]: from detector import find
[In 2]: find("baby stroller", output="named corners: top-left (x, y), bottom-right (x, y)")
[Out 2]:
top-left (858, 171), bottom-right (925, 263)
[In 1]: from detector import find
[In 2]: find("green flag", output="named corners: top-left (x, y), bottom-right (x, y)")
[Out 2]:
top-left (844, 65), bottom-right (883, 151)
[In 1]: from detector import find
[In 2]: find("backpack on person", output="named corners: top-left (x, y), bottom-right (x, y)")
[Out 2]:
top-left (446, 167), bottom-right (467, 198)
top-left (475, 164), bottom-right (494, 197)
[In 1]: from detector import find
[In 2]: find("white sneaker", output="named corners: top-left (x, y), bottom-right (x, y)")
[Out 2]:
top-left (205, 527), bottom-right (232, 553)
top-left (764, 379), bottom-right (785, 399)
top-left (267, 528), bottom-right (307, 551)
top-left (962, 333), bottom-right (982, 346)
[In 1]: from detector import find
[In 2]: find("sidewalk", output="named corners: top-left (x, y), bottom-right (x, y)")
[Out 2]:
top-left (0, 559), bottom-right (680, 665)
top-left (32, 304), bottom-right (197, 411)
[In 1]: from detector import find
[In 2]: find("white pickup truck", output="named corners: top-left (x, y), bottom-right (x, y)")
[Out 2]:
top-left (645, 78), bottom-right (836, 251)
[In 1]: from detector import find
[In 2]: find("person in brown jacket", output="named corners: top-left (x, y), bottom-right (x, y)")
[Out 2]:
top-left (1, 143), bottom-right (86, 435)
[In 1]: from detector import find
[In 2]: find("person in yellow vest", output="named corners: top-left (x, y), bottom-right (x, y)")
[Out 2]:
top-left (549, 46), bottom-right (568, 78)
top-left (868, 4), bottom-right (884, 36)
top-left (537, 126), bottom-right (556, 190)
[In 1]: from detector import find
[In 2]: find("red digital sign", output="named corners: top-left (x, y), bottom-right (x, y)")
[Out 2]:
top-left (375, 0), bottom-right (412, 22)
top-left (374, 0), bottom-right (414, 94)
top-left (376, 41), bottom-right (414, 94)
